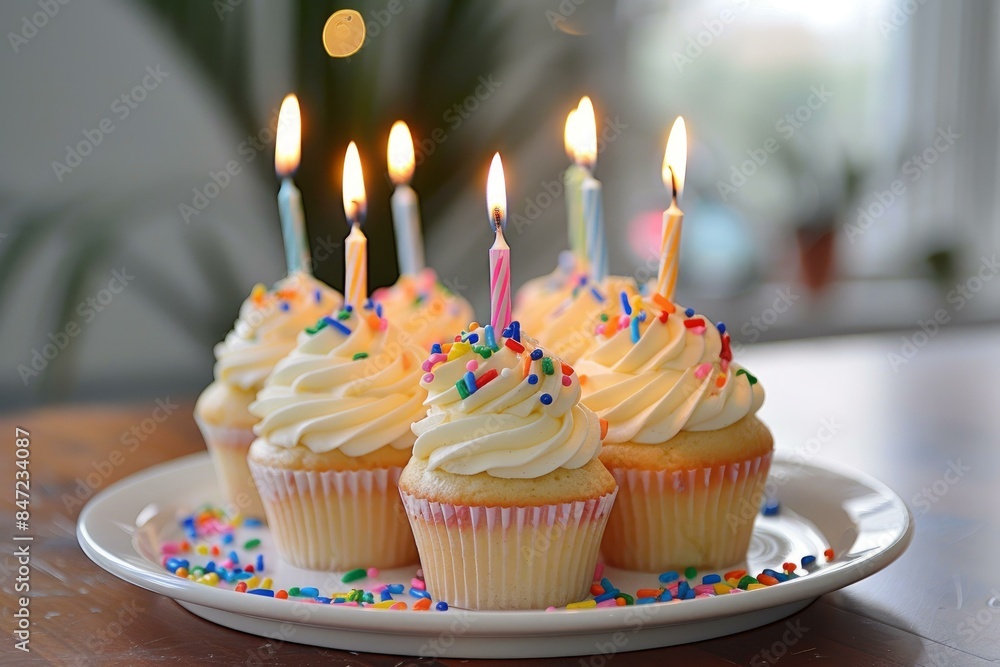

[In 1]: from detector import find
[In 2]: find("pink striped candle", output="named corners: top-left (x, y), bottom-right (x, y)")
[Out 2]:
top-left (486, 153), bottom-right (511, 331)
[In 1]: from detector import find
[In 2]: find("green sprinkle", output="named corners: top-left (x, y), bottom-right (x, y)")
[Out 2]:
top-left (305, 318), bottom-right (329, 335)
top-left (474, 346), bottom-right (493, 359)
top-left (600, 313), bottom-right (609, 322)
top-left (684, 566), bottom-right (697, 580)
top-left (191, 566), bottom-right (205, 577)
top-left (542, 357), bottom-right (555, 376)
top-left (619, 593), bottom-right (634, 605)
top-left (243, 538), bottom-right (261, 550)
top-left (737, 575), bottom-right (757, 590)
top-left (337, 310), bottom-right (352, 320)
top-left (288, 587), bottom-right (301, 596)
top-left (341, 568), bottom-right (368, 583)
top-left (363, 592), bottom-right (374, 603)
top-left (736, 369), bottom-right (758, 385)
top-left (456, 379), bottom-right (471, 399)
top-left (352, 352), bottom-right (369, 361)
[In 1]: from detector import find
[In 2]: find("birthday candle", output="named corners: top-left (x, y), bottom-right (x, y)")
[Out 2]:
top-left (274, 94), bottom-right (311, 275)
top-left (387, 121), bottom-right (425, 277)
top-left (575, 97), bottom-right (608, 283)
top-left (342, 141), bottom-right (368, 309)
top-left (655, 117), bottom-right (687, 300)
top-left (563, 108), bottom-right (586, 262)
top-left (486, 153), bottom-right (511, 331)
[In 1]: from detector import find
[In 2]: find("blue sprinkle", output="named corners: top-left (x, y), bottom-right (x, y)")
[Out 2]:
top-left (410, 587), bottom-right (431, 599)
top-left (762, 498), bottom-right (780, 516)
top-left (387, 583), bottom-right (405, 594)
top-left (344, 304), bottom-right (353, 312)
top-left (600, 578), bottom-right (614, 591)
top-left (313, 288), bottom-right (322, 304)
top-left (677, 581), bottom-right (690, 596)
top-left (540, 393), bottom-right (553, 405)
top-left (530, 348), bottom-right (543, 360)
top-left (375, 303), bottom-right (383, 318)
top-left (322, 316), bottom-right (352, 336)
top-left (637, 310), bottom-right (647, 322)
top-left (801, 555), bottom-right (817, 567)
top-left (774, 573), bottom-right (789, 582)
top-left (222, 533), bottom-right (234, 545)
top-left (630, 317), bottom-right (640, 343)
top-left (594, 589), bottom-right (620, 603)
top-left (701, 574), bottom-right (721, 585)
top-left (315, 597), bottom-right (332, 604)
top-left (717, 322), bottom-right (726, 334)
top-left (205, 562), bottom-right (216, 574)
top-left (620, 291), bottom-right (632, 315)
top-left (762, 569), bottom-right (780, 578)
top-left (243, 518), bottom-right (264, 527)
top-left (466, 332), bottom-right (479, 343)
top-left (231, 567), bottom-right (243, 575)
top-left (431, 343), bottom-right (442, 354)
top-left (380, 590), bottom-right (393, 602)
top-left (255, 554), bottom-right (264, 572)
top-left (636, 597), bottom-right (656, 605)
top-left (236, 572), bottom-right (253, 580)
top-left (435, 601), bottom-right (449, 611)
top-left (228, 551), bottom-right (239, 564)
top-left (527, 374), bottom-right (539, 385)
top-left (684, 307), bottom-right (695, 317)
top-left (590, 287), bottom-right (605, 302)
top-left (657, 589), bottom-right (673, 602)
top-left (659, 571), bottom-right (679, 583)
top-left (512, 321), bottom-right (521, 342)
top-left (578, 275), bottom-right (588, 286)
top-left (464, 371), bottom-right (477, 395)
top-left (364, 298), bottom-right (374, 311)
top-left (300, 587), bottom-right (319, 597)
top-left (501, 326), bottom-right (512, 338)
top-left (333, 598), bottom-right (345, 604)
top-left (484, 326), bottom-right (497, 351)
top-left (279, 301), bottom-right (290, 312)
top-left (248, 589), bottom-right (275, 597)
top-left (683, 589), bottom-right (696, 600)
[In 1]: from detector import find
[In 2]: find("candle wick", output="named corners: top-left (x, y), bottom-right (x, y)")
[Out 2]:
top-left (668, 166), bottom-right (679, 203)
top-left (492, 206), bottom-right (503, 231)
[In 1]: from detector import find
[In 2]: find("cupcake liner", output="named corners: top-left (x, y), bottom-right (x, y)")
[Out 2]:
top-left (601, 452), bottom-right (772, 572)
top-left (195, 418), bottom-right (265, 521)
top-left (400, 490), bottom-right (617, 610)
top-left (248, 462), bottom-right (417, 571)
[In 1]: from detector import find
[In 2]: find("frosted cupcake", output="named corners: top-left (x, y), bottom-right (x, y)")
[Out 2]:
top-left (512, 251), bottom-right (581, 334)
top-left (400, 321), bottom-right (617, 610)
top-left (575, 293), bottom-right (772, 571)
top-left (371, 268), bottom-right (474, 351)
top-left (247, 302), bottom-right (425, 570)
top-left (195, 272), bottom-right (340, 519)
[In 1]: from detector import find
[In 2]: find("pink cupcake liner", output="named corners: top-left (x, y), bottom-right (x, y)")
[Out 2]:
top-left (248, 462), bottom-right (417, 571)
top-left (602, 451), bottom-right (772, 572)
top-left (400, 489), bottom-right (617, 610)
top-left (195, 418), bottom-right (265, 520)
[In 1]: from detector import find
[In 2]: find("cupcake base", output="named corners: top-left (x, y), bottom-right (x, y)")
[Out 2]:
top-left (400, 490), bottom-right (617, 610)
top-left (196, 419), bottom-right (266, 521)
top-left (601, 451), bottom-right (772, 571)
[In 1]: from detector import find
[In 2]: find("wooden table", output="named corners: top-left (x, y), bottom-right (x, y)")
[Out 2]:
top-left (3, 327), bottom-right (999, 666)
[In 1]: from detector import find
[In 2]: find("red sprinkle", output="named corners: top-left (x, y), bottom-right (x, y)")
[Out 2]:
top-left (636, 588), bottom-right (662, 598)
top-left (413, 598), bottom-right (432, 611)
top-left (475, 369), bottom-right (499, 388)
top-left (724, 569), bottom-right (747, 581)
top-left (276, 589), bottom-right (288, 599)
top-left (504, 338), bottom-right (525, 353)
top-left (561, 362), bottom-right (574, 376)
top-left (684, 318), bottom-right (706, 329)
top-left (825, 548), bottom-right (835, 561)
top-left (757, 574), bottom-right (779, 586)
top-left (599, 418), bottom-right (609, 440)
top-left (591, 584), bottom-right (605, 596)
top-left (235, 582), bottom-right (247, 593)
top-left (720, 333), bottom-right (733, 361)
top-left (210, 545), bottom-right (220, 556)
top-left (244, 564), bottom-right (254, 574)
top-left (658, 309), bottom-right (670, 323)
top-left (782, 562), bottom-right (797, 572)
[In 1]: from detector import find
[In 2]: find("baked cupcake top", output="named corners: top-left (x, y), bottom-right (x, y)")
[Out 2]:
top-left (411, 320), bottom-right (603, 479)
top-left (370, 268), bottom-right (474, 351)
top-left (525, 274), bottom-right (643, 364)
top-left (575, 292), bottom-right (765, 445)
top-left (213, 272), bottom-right (341, 391)
top-left (250, 301), bottom-right (426, 456)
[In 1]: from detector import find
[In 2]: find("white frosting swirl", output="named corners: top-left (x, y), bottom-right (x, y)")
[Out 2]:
top-left (371, 269), bottom-right (474, 351)
top-left (213, 272), bottom-right (341, 391)
top-left (411, 324), bottom-right (602, 479)
top-left (250, 306), bottom-right (426, 456)
top-left (576, 299), bottom-right (764, 444)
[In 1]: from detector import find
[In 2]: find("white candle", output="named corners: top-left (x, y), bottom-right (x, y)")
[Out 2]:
top-left (275, 94), bottom-right (311, 275)
top-left (574, 97), bottom-right (608, 283)
top-left (563, 108), bottom-right (586, 261)
top-left (388, 121), bottom-right (425, 276)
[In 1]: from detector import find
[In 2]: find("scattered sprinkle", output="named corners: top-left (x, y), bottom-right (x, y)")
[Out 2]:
top-left (540, 393), bottom-right (553, 405)
top-left (352, 352), bottom-right (369, 361)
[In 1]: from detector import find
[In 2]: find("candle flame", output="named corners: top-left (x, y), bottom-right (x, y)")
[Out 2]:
top-left (486, 152), bottom-right (507, 231)
top-left (571, 96), bottom-right (597, 170)
top-left (275, 94), bottom-right (301, 177)
top-left (563, 108), bottom-right (578, 160)
top-left (342, 141), bottom-right (367, 224)
top-left (662, 116), bottom-right (687, 201)
top-left (387, 121), bottom-right (415, 185)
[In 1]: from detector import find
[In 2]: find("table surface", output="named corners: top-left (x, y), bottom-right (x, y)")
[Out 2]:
top-left (3, 326), bottom-right (999, 666)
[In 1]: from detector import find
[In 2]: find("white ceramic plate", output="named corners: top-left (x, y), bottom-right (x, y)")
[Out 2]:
top-left (78, 452), bottom-right (912, 659)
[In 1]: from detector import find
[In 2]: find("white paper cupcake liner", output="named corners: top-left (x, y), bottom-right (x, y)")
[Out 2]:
top-left (195, 418), bottom-right (265, 520)
top-left (400, 490), bottom-right (617, 610)
top-left (602, 452), bottom-right (772, 572)
top-left (248, 462), bottom-right (417, 571)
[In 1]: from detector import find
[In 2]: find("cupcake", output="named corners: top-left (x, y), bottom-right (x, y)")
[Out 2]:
top-left (400, 321), bottom-right (617, 610)
top-left (575, 293), bottom-right (772, 572)
top-left (195, 272), bottom-right (340, 520)
top-left (371, 268), bottom-right (474, 351)
top-left (512, 251), bottom-right (581, 333)
top-left (247, 301), bottom-right (425, 570)
top-left (526, 275), bottom-right (644, 364)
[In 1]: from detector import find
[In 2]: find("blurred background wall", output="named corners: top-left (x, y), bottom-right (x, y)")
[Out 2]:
top-left (1, 0), bottom-right (998, 409)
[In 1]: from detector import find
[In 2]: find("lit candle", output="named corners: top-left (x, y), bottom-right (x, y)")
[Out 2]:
top-left (655, 117), bottom-right (687, 300)
top-left (486, 153), bottom-right (511, 331)
top-left (342, 141), bottom-right (368, 309)
top-left (575, 97), bottom-right (607, 284)
top-left (275, 94), bottom-right (311, 275)
top-left (563, 107), bottom-right (586, 261)
top-left (387, 121), bottom-right (425, 277)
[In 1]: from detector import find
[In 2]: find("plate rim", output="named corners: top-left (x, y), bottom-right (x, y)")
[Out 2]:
top-left (77, 450), bottom-right (913, 637)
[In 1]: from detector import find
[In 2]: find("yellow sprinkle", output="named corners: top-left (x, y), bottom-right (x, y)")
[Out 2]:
top-left (175, 567), bottom-right (188, 578)
top-left (389, 602), bottom-right (407, 610)
top-left (245, 576), bottom-right (259, 589)
top-left (447, 341), bottom-right (472, 361)
top-left (566, 600), bottom-right (597, 609)
top-left (203, 572), bottom-right (220, 585)
top-left (726, 578), bottom-right (739, 587)
top-left (250, 283), bottom-right (266, 303)
top-left (186, 574), bottom-right (196, 581)
top-left (373, 600), bottom-right (398, 609)
top-left (746, 583), bottom-right (765, 591)
top-left (260, 577), bottom-right (273, 590)
top-left (196, 544), bottom-right (209, 555)
top-left (713, 583), bottom-right (733, 595)
top-left (468, 321), bottom-right (479, 331)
